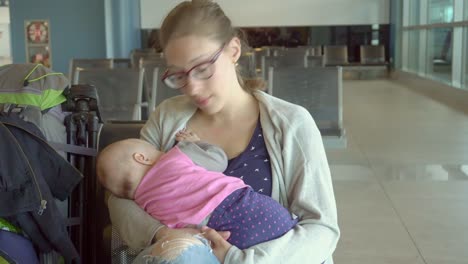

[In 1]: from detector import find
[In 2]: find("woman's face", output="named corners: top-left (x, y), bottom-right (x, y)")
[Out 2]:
top-left (163, 35), bottom-right (241, 115)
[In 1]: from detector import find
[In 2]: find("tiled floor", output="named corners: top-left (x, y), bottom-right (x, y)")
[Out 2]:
top-left (328, 80), bottom-right (468, 264)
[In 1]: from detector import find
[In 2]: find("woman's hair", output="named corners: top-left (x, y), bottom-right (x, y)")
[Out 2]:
top-left (159, 0), bottom-right (265, 92)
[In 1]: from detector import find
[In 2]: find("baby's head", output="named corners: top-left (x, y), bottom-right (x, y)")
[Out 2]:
top-left (97, 138), bottom-right (163, 199)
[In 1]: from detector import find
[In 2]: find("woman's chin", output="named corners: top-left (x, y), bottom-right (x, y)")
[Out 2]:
top-left (199, 102), bottom-right (222, 115)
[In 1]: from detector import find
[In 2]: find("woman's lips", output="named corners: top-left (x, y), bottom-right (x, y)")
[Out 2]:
top-left (195, 96), bottom-right (210, 107)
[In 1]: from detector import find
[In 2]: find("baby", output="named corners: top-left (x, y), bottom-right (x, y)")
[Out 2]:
top-left (97, 130), bottom-right (297, 263)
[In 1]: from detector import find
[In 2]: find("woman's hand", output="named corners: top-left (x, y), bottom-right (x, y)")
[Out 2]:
top-left (154, 226), bottom-right (200, 242)
top-left (154, 226), bottom-right (231, 242)
top-left (202, 226), bottom-right (233, 263)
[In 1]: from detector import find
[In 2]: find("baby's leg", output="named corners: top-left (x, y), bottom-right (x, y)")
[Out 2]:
top-left (175, 128), bottom-right (200, 142)
top-left (132, 232), bottom-right (219, 264)
top-left (207, 187), bottom-right (298, 249)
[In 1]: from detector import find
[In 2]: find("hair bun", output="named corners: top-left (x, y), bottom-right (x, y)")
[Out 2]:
top-left (243, 78), bottom-right (267, 91)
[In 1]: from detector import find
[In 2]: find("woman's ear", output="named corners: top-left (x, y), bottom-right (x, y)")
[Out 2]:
top-left (228, 37), bottom-right (242, 64)
top-left (133, 152), bottom-right (153, 165)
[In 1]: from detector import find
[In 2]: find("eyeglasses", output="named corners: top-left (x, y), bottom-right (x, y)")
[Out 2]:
top-left (161, 45), bottom-right (225, 89)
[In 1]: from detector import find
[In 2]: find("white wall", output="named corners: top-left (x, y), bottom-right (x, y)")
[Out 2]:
top-left (0, 7), bottom-right (9, 23)
top-left (0, 7), bottom-right (11, 65)
top-left (140, 0), bottom-right (390, 29)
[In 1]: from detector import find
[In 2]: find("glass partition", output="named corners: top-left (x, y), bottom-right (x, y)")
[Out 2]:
top-left (427, 27), bottom-right (453, 83)
top-left (463, 27), bottom-right (468, 89)
top-left (409, 0), bottom-right (421, 25)
top-left (408, 30), bottom-right (420, 72)
top-left (428, 0), bottom-right (454, 23)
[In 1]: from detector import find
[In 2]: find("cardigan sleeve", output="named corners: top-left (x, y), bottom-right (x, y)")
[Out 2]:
top-left (107, 195), bottom-right (163, 250)
top-left (107, 96), bottom-right (199, 250)
top-left (107, 106), bottom-right (167, 250)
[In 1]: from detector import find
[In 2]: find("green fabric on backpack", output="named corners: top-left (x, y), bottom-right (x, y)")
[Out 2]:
top-left (0, 64), bottom-right (69, 110)
top-left (0, 218), bottom-right (22, 235)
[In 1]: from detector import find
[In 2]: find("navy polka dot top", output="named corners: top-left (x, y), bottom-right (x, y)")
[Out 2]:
top-left (223, 119), bottom-right (272, 196)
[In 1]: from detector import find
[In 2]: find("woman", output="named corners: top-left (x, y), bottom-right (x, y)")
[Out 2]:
top-left (108, 1), bottom-right (340, 263)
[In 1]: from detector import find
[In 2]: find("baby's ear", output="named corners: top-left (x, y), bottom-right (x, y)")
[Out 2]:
top-left (133, 153), bottom-right (152, 165)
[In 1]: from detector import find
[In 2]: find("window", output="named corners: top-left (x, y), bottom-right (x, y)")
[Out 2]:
top-left (463, 27), bottom-right (468, 89)
top-left (371, 24), bottom-right (380, 45)
top-left (427, 27), bottom-right (453, 83)
top-left (428, 0), bottom-right (454, 23)
top-left (408, 30), bottom-right (420, 72)
top-left (465, 0), bottom-right (468, 20)
top-left (400, 0), bottom-right (468, 89)
top-left (409, 0), bottom-right (421, 25)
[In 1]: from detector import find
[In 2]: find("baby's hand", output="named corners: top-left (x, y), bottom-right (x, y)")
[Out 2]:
top-left (175, 128), bottom-right (200, 142)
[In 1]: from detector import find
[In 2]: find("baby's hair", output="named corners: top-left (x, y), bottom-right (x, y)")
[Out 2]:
top-left (96, 139), bottom-right (139, 199)
top-left (119, 178), bottom-right (136, 199)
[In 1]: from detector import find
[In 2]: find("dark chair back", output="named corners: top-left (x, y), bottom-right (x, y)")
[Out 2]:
top-left (360, 45), bottom-right (386, 64)
top-left (95, 121), bottom-right (146, 263)
top-left (267, 66), bottom-right (343, 137)
top-left (324, 45), bottom-right (348, 66)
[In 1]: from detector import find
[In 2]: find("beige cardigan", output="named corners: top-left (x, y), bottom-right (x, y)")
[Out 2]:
top-left (107, 90), bottom-right (340, 264)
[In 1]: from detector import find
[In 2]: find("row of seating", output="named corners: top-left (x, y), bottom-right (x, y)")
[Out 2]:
top-left (68, 58), bottom-right (131, 85)
top-left (262, 45), bottom-right (387, 65)
top-left (71, 44), bottom-right (385, 82)
top-left (70, 45), bottom-right (347, 139)
top-left (240, 45), bottom-right (386, 76)
top-left (231, 51), bottom-right (344, 139)
top-left (71, 59), bottom-right (174, 122)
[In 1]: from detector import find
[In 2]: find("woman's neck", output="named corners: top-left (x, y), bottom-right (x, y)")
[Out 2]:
top-left (204, 87), bottom-right (258, 125)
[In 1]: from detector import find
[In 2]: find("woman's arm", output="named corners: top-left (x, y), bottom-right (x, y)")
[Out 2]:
top-left (107, 105), bottom-right (166, 249)
top-left (107, 195), bottom-right (163, 250)
top-left (107, 97), bottom-right (200, 249)
top-left (223, 107), bottom-right (340, 263)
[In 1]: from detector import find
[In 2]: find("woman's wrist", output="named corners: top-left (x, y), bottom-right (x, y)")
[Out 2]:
top-left (153, 226), bottom-right (169, 242)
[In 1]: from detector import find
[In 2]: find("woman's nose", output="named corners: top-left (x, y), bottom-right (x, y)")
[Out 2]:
top-left (183, 78), bottom-right (201, 96)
